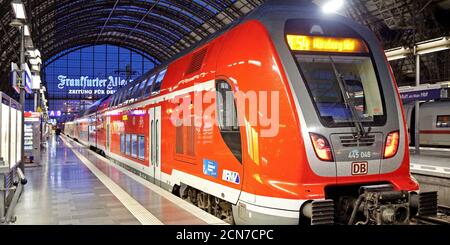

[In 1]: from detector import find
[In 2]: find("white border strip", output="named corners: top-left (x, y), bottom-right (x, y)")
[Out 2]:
top-left (409, 146), bottom-right (450, 152)
top-left (61, 137), bottom-right (164, 225)
top-left (410, 163), bottom-right (450, 178)
top-left (65, 135), bottom-right (228, 225)
top-left (105, 80), bottom-right (216, 115)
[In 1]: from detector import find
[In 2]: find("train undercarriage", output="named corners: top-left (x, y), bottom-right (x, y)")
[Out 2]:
top-left (301, 183), bottom-right (438, 225)
top-left (173, 184), bottom-right (235, 224)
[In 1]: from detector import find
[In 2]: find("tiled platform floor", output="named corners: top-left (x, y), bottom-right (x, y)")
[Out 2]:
top-left (410, 148), bottom-right (450, 178)
top-left (12, 135), bottom-right (219, 225)
top-left (13, 136), bottom-right (140, 225)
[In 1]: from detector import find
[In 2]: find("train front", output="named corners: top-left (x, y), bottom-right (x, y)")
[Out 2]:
top-left (256, 4), bottom-right (437, 225)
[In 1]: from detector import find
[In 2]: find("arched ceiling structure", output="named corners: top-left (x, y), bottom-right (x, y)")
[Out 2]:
top-left (0, 0), bottom-right (450, 97)
top-left (0, 0), bottom-right (264, 95)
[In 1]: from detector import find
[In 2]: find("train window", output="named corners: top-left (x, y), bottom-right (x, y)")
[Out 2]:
top-left (175, 119), bottom-right (184, 154)
top-left (131, 134), bottom-right (137, 158)
top-left (295, 55), bottom-right (386, 127)
top-left (134, 82), bottom-right (141, 96)
top-left (138, 135), bottom-right (145, 160)
top-left (138, 78), bottom-right (148, 98)
top-left (186, 117), bottom-right (195, 156)
top-left (152, 69), bottom-right (167, 95)
top-left (437, 115), bottom-right (450, 128)
top-left (125, 86), bottom-right (134, 102)
top-left (115, 91), bottom-right (121, 106)
top-left (119, 90), bottom-right (126, 105)
top-left (109, 94), bottom-right (116, 108)
top-left (131, 84), bottom-right (139, 97)
top-left (131, 82), bottom-right (140, 97)
top-left (118, 90), bottom-right (126, 105)
top-left (216, 81), bottom-right (239, 131)
top-left (125, 134), bottom-right (131, 155)
top-left (216, 80), bottom-right (242, 162)
top-left (120, 134), bottom-right (125, 153)
top-left (114, 93), bottom-right (120, 107)
top-left (144, 75), bottom-right (156, 97)
top-left (174, 116), bottom-right (196, 157)
top-left (116, 92), bottom-right (122, 106)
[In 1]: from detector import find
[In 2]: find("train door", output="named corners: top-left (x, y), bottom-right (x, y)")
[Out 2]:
top-left (149, 106), bottom-right (162, 186)
top-left (106, 116), bottom-right (111, 155)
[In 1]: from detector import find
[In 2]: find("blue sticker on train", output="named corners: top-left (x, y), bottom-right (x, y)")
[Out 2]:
top-left (203, 159), bottom-right (218, 178)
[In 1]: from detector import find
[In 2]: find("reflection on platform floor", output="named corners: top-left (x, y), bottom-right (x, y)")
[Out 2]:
top-left (410, 148), bottom-right (450, 178)
top-left (13, 135), bottom-right (220, 225)
top-left (13, 136), bottom-right (140, 225)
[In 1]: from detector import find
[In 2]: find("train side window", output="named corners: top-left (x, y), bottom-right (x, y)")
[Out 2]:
top-left (138, 135), bottom-right (145, 160)
top-left (125, 86), bottom-right (134, 102)
top-left (186, 117), bottom-right (195, 156)
top-left (174, 117), bottom-right (196, 157)
top-left (138, 78), bottom-right (148, 98)
top-left (144, 75), bottom-right (156, 97)
top-left (118, 90), bottom-right (125, 105)
top-left (113, 93), bottom-right (120, 106)
top-left (115, 92), bottom-right (121, 106)
top-left (125, 134), bottom-right (131, 155)
top-left (131, 134), bottom-right (138, 158)
top-left (152, 69), bottom-right (167, 95)
top-left (216, 81), bottom-right (239, 131)
top-left (115, 91), bottom-right (122, 106)
top-left (120, 134), bottom-right (125, 153)
top-left (175, 119), bottom-right (184, 154)
top-left (437, 115), bottom-right (450, 128)
top-left (132, 82), bottom-right (141, 97)
top-left (216, 80), bottom-right (242, 162)
top-left (110, 94), bottom-right (116, 108)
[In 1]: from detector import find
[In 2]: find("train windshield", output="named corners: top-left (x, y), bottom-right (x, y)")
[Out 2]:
top-left (295, 54), bottom-right (385, 127)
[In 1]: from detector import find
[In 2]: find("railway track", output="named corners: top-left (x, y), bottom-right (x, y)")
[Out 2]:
top-left (413, 205), bottom-right (450, 225)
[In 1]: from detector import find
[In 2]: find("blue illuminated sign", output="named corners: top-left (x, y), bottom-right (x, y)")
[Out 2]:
top-left (24, 72), bottom-right (32, 94)
top-left (57, 75), bottom-right (133, 95)
top-left (22, 63), bottom-right (32, 94)
top-left (400, 89), bottom-right (442, 103)
top-left (49, 110), bottom-right (62, 117)
top-left (203, 159), bottom-right (218, 178)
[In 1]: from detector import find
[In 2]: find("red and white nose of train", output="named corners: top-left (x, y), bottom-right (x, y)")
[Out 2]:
top-left (277, 18), bottom-right (417, 189)
top-left (238, 9), bottom-right (429, 225)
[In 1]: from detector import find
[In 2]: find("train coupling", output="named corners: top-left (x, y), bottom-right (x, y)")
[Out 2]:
top-left (346, 185), bottom-right (438, 225)
top-left (348, 184), bottom-right (412, 225)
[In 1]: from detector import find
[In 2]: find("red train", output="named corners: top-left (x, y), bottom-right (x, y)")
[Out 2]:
top-left (64, 1), bottom-right (437, 224)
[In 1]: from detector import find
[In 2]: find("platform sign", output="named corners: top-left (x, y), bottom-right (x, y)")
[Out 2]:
top-left (21, 63), bottom-right (33, 94)
top-left (55, 74), bottom-right (133, 96)
top-left (10, 62), bottom-right (20, 94)
top-left (400, 89), bottom-right (442, 103)
top-left (25, 111), bottom-right (41, 122)
top-left (49, 110), bottom-right (62, 117)
top-left (32, 74), bottom-right (41, 90)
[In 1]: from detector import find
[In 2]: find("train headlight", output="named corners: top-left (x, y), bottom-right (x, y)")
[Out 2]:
top-left (384, 131), bottom-right (399, 159)
top-left (309, 133), bottom-right (334, 162)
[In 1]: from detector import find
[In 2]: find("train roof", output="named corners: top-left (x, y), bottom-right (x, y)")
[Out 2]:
top-left (71, 0), bottom-right (322, 119)
top-left (78, 95), bottom-right (111, 118)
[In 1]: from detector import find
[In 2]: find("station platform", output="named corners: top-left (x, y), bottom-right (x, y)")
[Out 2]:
top-left (12, 135), bottom-right (226, 225)
top-left (410, 148), bottom-right (450, 178)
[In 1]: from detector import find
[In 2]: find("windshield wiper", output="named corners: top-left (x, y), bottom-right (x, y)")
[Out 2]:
top-left (329, 57), bottom-right (366, 138)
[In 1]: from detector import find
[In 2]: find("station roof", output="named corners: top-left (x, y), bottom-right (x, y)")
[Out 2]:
top-left (0, 0), bottom-right (449, 97)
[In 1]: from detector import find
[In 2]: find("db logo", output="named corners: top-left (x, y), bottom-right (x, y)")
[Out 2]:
top-left (352, 162), bottom-right (368, 175)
